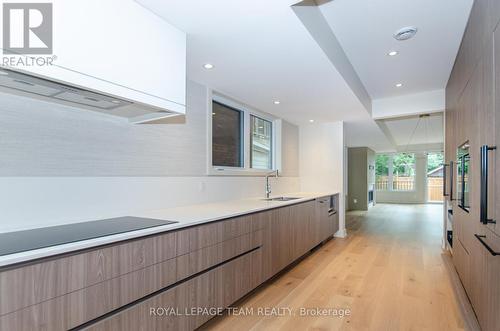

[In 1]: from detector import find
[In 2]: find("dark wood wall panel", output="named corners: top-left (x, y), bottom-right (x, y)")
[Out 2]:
top-left (445, 1), bottom-right (500, 330)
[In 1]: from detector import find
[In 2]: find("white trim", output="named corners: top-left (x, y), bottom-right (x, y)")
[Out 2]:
top-left (274, 119), bottom-right (283, 173)
top-left (334, 228), bottom-right (347, 238)
top-left (207, 91), bottom-right (279, 176)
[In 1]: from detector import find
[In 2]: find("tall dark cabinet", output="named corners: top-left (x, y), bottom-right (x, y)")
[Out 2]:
top-left (445, 1), bottom-right (500, 330)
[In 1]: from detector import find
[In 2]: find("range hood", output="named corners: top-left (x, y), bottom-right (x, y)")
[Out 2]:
top-left (0, 67), bottom-right (183, 124)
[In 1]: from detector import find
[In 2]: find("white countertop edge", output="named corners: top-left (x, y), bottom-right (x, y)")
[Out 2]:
top-left (0, 192), bottom-right (338, 268)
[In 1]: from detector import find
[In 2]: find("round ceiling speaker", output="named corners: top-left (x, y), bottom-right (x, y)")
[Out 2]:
top-left (393, 26), bottom-right (418, 41)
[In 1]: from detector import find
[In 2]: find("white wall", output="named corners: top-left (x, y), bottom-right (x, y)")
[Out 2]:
top-left (299, 121), bottom-right (346, 237)
top-left (0, 81), bottom-right (300, 177)
top-left (0, 81), bottom-right (300, 232)
top-left (375, 152), bottom-right (428, 204)
top-left (0, 176), bottom-right (299, 232)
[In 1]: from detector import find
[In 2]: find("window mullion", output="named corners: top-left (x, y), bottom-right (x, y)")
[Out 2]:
top-left (243, 110), bottom-right (251, 170)
top-left (388, 155), bottom-right (394, 192)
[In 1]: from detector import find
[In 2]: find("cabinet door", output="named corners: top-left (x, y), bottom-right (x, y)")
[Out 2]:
top-left (269, 207), bottom-right (293, 275)
top-left (315, 197), bottom-right (332, 242)
top-left (20, 0), bottom-right (186, 112)
top-left (333, 212), bottom-right (339, 235)
top-left (493, 25), bottom-right (500, 237)
top-left (470, 32), bottom-right (496, 330)
top-left (291, 202), bottom-right (313, 260)
top-left (453, 238), bottom-right (471, 293)
top-left (445, 98), bottom-right (457, 203)
top-left (484, 231), bottom-right (500, 331)
top-left (490, 0), bottom-right (500, 36)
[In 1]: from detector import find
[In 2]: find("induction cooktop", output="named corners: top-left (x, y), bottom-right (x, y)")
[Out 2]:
top-left (0, 216), bottom-right (178, 256)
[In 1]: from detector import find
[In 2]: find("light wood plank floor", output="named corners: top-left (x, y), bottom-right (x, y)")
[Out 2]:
top-left (202, 204), bottom-right (466, 331)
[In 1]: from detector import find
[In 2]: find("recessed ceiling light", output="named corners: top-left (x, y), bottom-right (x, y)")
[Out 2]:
top-left (309, 119), bottom-right (314, 123)
top-left (387, 51), bottom-right (398, 56)
top-left (393, 26), bottom-right (418, 41)
top-left (203, 63), bottom-right (214, 70)
top-left (396, 83), bottom-right (403, 87)
top-left (111, 100), bottom-right (120, 104)
top-left (273, 100), bottom-right (280, 105)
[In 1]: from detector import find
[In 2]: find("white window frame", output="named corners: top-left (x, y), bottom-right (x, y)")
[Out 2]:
top-left (376, 153), bottom-right (416, 192)
top-left (207, 91), bottom-right (281, 176)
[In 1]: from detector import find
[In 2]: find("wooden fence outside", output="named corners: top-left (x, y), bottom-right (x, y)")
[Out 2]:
top-left (428, 177), bottom-right (443, 202)
top-left (375, 176), bottom-right (444, 202)
top-left (375, 177), bottom-right (415, 191)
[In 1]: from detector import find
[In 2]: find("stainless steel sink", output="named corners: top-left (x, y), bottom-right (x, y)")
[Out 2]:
top-left (263, 197), bottom-right (301, 201)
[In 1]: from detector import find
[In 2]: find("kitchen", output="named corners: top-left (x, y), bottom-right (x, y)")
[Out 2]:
top-left (0, 0), bottom-right (499, 330)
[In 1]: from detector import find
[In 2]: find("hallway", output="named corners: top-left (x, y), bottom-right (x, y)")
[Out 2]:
top-left (203, 204), bottom-right (466, 331)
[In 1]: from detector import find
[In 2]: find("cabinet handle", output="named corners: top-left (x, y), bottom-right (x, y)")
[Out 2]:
top-left (449, 161), bottom-right (458, 201)
top-left (474, 234), bottom-right (500, 256)
top-left (443, 163), bottom-right (449, 196)
top-left (480, 145), bottom-right (496, 225)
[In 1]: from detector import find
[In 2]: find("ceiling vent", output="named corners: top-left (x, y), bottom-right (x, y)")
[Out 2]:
top-left (393, 26), bottom-right (418, 41)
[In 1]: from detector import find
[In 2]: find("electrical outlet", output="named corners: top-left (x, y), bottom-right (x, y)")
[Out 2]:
top-left (353, 199), bottom-right (357, 204)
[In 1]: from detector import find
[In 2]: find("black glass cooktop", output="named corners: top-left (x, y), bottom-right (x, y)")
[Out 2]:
top-left (0, 217), bottom-right (177, 256)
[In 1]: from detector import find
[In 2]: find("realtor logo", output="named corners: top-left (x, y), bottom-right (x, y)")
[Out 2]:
top-left (2, 3), bottom-right (53, 54)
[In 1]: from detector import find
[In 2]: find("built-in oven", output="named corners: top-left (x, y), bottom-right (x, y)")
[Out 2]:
top-left (457, 142), bottom-right (470, 212)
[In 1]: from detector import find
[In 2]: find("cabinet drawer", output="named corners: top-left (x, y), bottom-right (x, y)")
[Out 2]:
top-left (484, 230), bottom-right (500, 331)
top-left (176, 214), bottom-right (265, 255)
top-left (0, 230), bottom-right (262, 331)
top-left (83, 248), bottom-right (262, 331)
top-left (453, 238), bottom-right (471, 294)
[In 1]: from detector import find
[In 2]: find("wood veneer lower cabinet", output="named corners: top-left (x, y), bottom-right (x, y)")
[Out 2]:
top-left (469, 229), bottom-right (500, 331)
top-left (0, 213), bottom-right (264, 318)
top-left (0, 195), bottom-right (339, 331)
top-left (453, 237), bottom-right (471, 295)
top-left (315, 196), bottom-right (338, 243)
top-left (0, 230), bottom-right (263, 331)
top-left (262, 196), bottom-right (338, 281)
top-left (83, 249), bottom-right (262, 331)
top-left (484, 231), bottom-right (500, 331)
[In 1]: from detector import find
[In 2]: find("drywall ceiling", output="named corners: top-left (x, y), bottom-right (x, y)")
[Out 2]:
top-left (319, 0), bottom-right (473, 99)
top-left (137, 0), bottom-right (466, 153)
top-left (383, 113), bottom-right (444, 146)
top-left (345, 112), bottom-right (444, 152)
top-left (136, 0), bottom-right (369, 125)
top-left (344, 118), bottom-right (394, 152)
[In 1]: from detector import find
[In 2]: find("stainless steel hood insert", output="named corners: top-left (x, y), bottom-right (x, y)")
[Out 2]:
top-left (0, 68), bottom-right (132, 110)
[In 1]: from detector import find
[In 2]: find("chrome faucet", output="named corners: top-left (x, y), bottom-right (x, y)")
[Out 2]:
top-left (265, 170), bottom-right (279, 199)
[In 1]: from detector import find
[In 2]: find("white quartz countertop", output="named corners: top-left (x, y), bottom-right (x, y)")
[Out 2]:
top-left (0, 192), bottom-right (337, 268)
